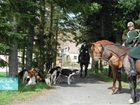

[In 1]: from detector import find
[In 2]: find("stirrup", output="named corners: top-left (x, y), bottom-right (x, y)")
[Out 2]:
top-left (129, 70), bottom-right (137, 77)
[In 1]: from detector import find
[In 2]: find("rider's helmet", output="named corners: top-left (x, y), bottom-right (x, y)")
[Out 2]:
top-left (127, 21), bottom-right (134, 27)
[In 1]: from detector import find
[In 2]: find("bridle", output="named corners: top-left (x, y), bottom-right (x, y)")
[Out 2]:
top-left (93, 44), bottom-right (103, 59)
top-left (94, 44), bottom-right (120, 63)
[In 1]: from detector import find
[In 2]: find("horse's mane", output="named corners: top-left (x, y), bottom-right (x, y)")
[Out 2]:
top-left (103, 44), bottom-right (130, 58)
top-left (94, 40), bottom-right (114, 45)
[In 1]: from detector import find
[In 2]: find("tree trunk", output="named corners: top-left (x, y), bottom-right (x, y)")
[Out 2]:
top-left (38, 0), bottom-right (46, 71)
top-left (9, 41), bottom-right (18, 77)
top-left (54, 19), bottom-right (59, 66)
top-left (46, 2), bottom-right (54, 70)
top-left (26, 25), bottom-right (34, 70)
top-left (21, 45), bottom-right (26, 70)
top-left (9, 16), bottom-right (18, 77)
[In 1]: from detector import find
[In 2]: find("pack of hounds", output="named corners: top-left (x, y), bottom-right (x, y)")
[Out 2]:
top-left (18, 66), bottom-right (79, 86)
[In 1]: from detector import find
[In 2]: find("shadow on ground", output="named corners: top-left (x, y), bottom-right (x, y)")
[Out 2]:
top-left (55, 74), bottom-right (104, 88)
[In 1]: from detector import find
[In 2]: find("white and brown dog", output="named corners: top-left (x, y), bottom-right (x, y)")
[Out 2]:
top-left (18, 68), bottom-right (45, 85)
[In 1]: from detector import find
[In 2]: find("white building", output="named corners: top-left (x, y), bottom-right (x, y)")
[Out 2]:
top-left (61, 41), bottom-right (81, 63)
top-left (0, 55), bottom-right (9, 72)
top-left (57, 40), bottom-right (92, 68)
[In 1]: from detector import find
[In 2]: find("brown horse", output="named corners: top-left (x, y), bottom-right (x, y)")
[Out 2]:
top-left (91, 40), bottom-right (122, 94)
top-left (91, 40), bottom-right (140, 104)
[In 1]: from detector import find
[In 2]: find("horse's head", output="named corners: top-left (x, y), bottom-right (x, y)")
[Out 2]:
top-left (91, 40), bottom-right (114, 62)
top-left (91, 43), bottom-right (103, 61)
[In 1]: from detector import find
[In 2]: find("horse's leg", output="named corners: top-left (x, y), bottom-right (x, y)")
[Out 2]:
top-left (110, 67), bottom-right (117, 94)
top-left (50, 74), bottom-right (53, 85)
top-left (84, 64), bottom-right (88, 77)
top-left (108, 66), bottom-right (112, 77)
top-left (117, 69), bottom-right (122, 93)
top-left (80, 63), bottom-right (83, 77)
top-left (128, 75), bottom-right (137, 104)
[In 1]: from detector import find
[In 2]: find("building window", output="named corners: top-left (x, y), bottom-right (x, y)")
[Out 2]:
top-left (74, 56), bottom-right (77, 60)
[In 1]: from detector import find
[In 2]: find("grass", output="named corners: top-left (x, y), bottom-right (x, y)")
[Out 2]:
top-left (0, 72), bottom-right (7, 77)
top-left (0, 82), bottom-right (50, 105)
top-left (91, 71), bottom-right (112, 82)
top-left (0, 72), bottom-right (50, 105)
top-left (89, 68), bottom-right (112, 82)
top-left (0, 83), bottom-right (49, 105)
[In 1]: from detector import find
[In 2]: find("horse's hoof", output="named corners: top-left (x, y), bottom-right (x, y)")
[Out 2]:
top-left (116, 90), bottom-right (121, 94)
top-left (129, 98), bottom-right (134, 104)
top-left (109, 90), bottom-right (118, 95)
top-left (109, 91), bottom-right (114, 95)
top-left (68, 83), bottom-right (71, 85)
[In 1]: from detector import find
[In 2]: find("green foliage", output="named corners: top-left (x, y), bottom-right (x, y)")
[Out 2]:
top-left (0, 59), bottom-right (8, 67)
top-left (135, 19), bottom-right (140, 28)
top-left (118, 0), bottom-right (140, 20)
top-left (0, 82), bottom-right (49, 105)
top-left (0, 43), bottom-right (9, 54)
top-left (0, 77), bottom-right (49, 105)
top-left (54, 0), bottom-right (102, 43)
top-left (19, 81), bottom-right (49, 92)
top-left (118, 0), bottom-right (138, 11)
top-left (90, 2), bottom-right (102, 13)
top-left (0, 72), bottom-right (7, 77)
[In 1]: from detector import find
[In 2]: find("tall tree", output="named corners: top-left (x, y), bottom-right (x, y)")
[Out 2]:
top-left (36, 0), bottom-right (46, 71)
top-left (23, 0), bottom-right (39, 70)
top-left (6, 0), bottom-right (20, 76)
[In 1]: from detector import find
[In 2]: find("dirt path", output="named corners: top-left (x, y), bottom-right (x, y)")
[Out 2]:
top-left (11, 75), bottom-right (140, 105)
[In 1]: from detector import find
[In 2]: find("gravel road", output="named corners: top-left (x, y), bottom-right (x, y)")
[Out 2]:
top-left (11, 75), bottom-right (140, 105)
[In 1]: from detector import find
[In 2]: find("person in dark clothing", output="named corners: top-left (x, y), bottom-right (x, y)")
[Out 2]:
top-left (78, 40), bottom-right (89, 63)
top-left (125, 21), bottom-right (140, 76)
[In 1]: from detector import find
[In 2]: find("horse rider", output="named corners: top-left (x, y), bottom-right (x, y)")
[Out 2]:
top-left (78, 40), bottom-right (89, 63)
top-left (125, 21), bottom-right (140, 77)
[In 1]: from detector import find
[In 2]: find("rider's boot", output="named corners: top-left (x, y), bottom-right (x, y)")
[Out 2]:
top-left (77, 54), bottom-right (80, 63)
top-left (129, 57), bottom-right (137, 77)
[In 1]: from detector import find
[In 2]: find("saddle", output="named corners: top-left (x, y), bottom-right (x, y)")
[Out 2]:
top-left (135, 59), bottom-right (140, 71)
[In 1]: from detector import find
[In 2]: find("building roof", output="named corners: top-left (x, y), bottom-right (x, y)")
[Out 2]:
top-left (57, 33), bottom-right (81, 54)
top-left (59, 40), bottom-right (81, 54)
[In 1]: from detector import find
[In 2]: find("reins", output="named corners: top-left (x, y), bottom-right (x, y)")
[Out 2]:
top-left (102, 47), bottom-right (113, 61)
top-left (101, 44), bottom-right (130, 69)
top-left (102, 44), bottom-right (129, 60)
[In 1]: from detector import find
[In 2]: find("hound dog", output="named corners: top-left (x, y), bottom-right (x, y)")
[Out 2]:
top-left (47, 66), bottom-right (61, 85)
top-left (18, 69), bottom-right (30, 84)
top-left (47, 66), bottom-right (79, 85)
top-left (60, 68), bottom-right (79, 85)
top-left (18, 68), bottom-right (45, 85)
